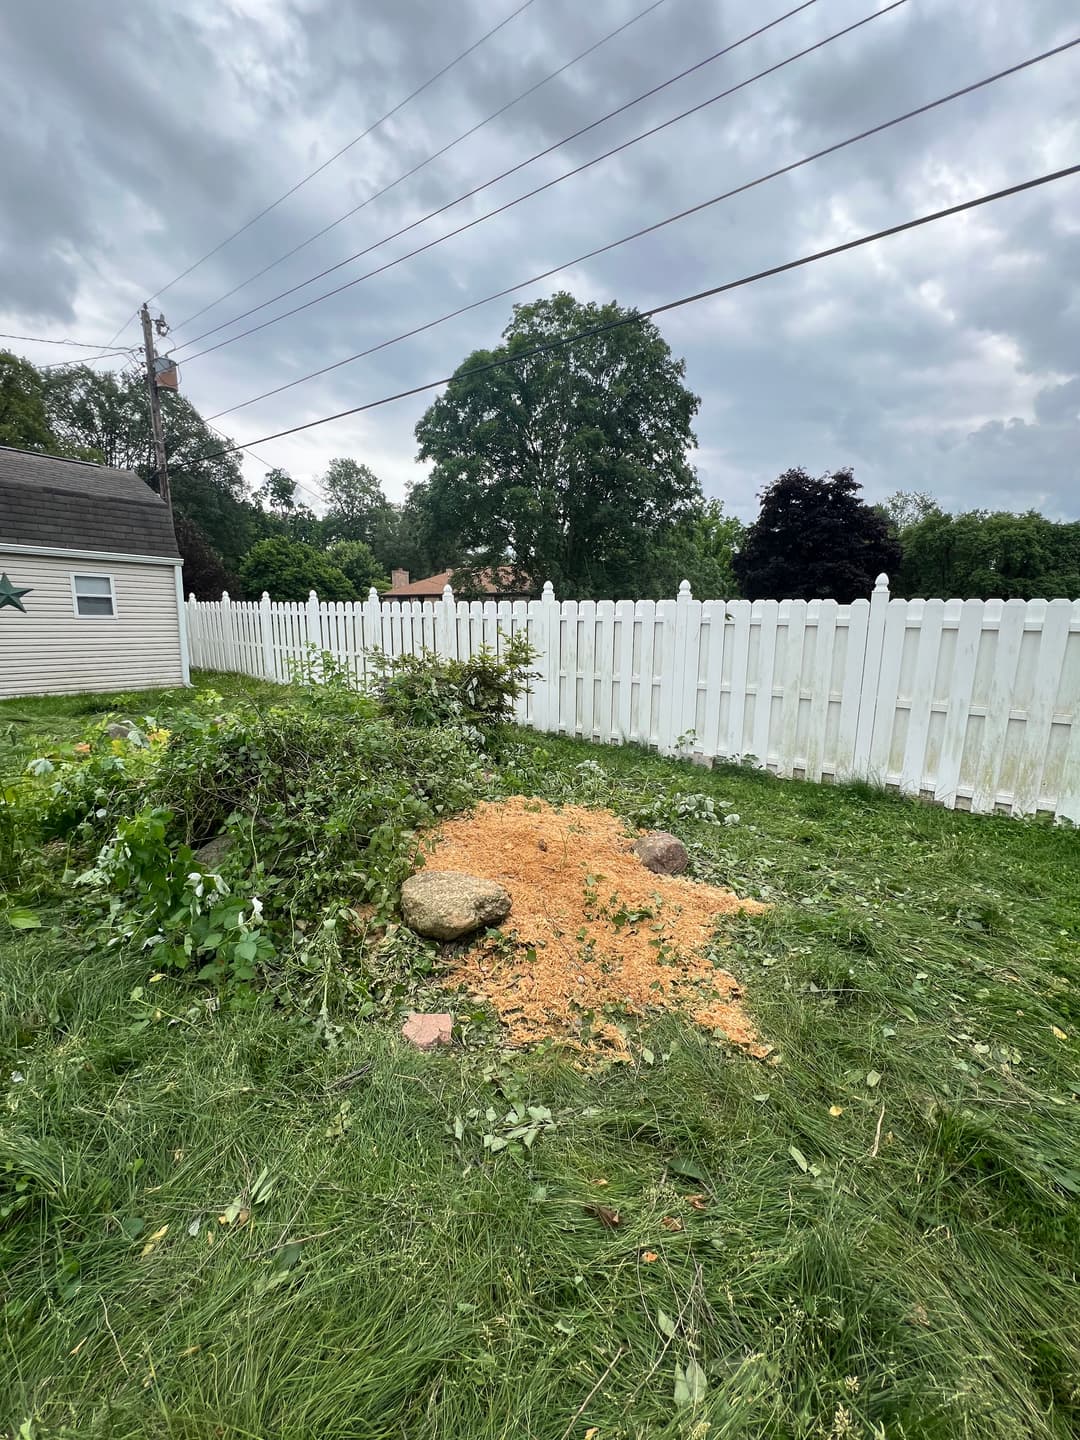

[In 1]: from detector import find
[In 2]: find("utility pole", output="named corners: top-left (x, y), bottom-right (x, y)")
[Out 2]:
top-left (140, 302), bottom-right (170, 511)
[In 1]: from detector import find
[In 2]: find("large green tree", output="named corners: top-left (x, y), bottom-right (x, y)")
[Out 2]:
top-left (238, 538), bottom-right (357, 602)
top-left (320, 458), bottom-right (392, 544)
top-left (734, 467), bottom-right (901, 602)
top-left (174, 514), bottom-right (239, 601)
top-left (0, 350), bottom-right (59, 451)
top-left (648, 499), bottom-right (744, 598)
top-left (326, 540), bottom-right (387, 594)
top-left (895, 509), bottom-right (1080, 600)
top-left (41, 363), bottom-right (268, 570)
top-left (414, 293), bottom-right (702, 598)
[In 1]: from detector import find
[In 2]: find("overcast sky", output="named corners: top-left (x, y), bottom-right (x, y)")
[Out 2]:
top-left (1, 0), bottom-right (1077, 520)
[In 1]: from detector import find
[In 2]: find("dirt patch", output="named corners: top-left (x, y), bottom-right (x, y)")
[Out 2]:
top-left (421, 796), bottom-right (769, 1059)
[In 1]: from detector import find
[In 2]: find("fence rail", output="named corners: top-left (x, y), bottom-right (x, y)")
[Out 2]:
top-left (186, 576), bottom-right (1080, 823)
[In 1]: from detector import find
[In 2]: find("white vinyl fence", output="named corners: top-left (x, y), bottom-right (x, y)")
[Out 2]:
top-left (186, 576), bottom-right (1080, 823)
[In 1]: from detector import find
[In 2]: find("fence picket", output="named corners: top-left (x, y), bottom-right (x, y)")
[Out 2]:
top-left (1011, 599), bottom-right (1073, 813)
top-left (596, 600), bottom-right (616, 743)
top-left (778, 600), bottom-right (807, 777)
top-left (614, 599), bottom-right (635, 744)
top-left (186, 577), bottom-right (1080, 822)
top-left (803, 600), bottom-right (836, 782)
top-left (724, 600), bottom-right (752, 759)
top-left (700, 600), bottom-right (727, 759)
top-left (970, 599), bottom-right (1025, 813)
top-left (934, 598), bottom-right (985, 808)
top-left (751, 601), bottom-right (779, 769)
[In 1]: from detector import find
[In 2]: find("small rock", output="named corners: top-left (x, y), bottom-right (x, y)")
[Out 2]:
top-left (401, 1012), bottom-right (453, 1050)
top-left (194, 834), bottom-right (231, 870)
top-left (400, 871), bottom-right (511, 941)
top-left (633, 831), bottom-right (688, 876)
top-left (105, 722), bottom-right (134, 740)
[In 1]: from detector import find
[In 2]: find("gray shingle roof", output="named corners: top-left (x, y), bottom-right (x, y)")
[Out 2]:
top-left (0, 446), bottom-right (179, 559)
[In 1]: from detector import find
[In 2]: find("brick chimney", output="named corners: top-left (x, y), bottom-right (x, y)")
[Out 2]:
top-left (391, 568), bottom-right (410, 591)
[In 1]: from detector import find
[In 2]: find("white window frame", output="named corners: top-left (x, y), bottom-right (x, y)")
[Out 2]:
top-left (70, 572), bottom-right (118, 620)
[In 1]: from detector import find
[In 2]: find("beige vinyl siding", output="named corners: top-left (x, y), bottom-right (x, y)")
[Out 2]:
top-left (0, 552), bottom-right (184, 697)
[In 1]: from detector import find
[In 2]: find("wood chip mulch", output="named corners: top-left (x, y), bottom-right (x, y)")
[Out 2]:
top-left (421, 796), bottom-right (770, 1059)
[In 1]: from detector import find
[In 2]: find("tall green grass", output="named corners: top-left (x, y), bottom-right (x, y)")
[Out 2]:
top-left (1, 679), bottom-right (1078, 1438)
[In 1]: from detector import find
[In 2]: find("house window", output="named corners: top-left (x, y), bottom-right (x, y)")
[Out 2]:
top-left (71, 573), bottom-right (117, 618)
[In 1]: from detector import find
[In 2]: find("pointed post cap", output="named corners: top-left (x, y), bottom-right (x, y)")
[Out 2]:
top-left (874, 573), bottom-right (890, 592)
top-left (368, 586), bottom-right (380, 602)
top-left (308, 589), bottom-right (319, 601)
top-left (542, 580), bottom-right (555, 600)
top-left (261, 590), bottom-right (271, 601)
top-left (442, 582), bottom-right (455, 600)
top-left (221, 590), bottom-right (230, 601)
top-left (678, 579), bottom-right (692, 598)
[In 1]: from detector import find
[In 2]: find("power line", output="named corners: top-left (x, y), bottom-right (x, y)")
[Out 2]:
top-left (101, 0), bottom-right (543, 350)
top-left (174, 0), bottom-right (831, 356)
top-left (39, 347), bottom-right (141, 372)
top-left (151, 0), bottom-right (541, 308)
top-left (0, 330), bottom-right (134, 351)
top-left (173, 0), bottom-right (675, 335)
top-left (225, 437), bottom-right (328, 507)
top-left (203, 33), bottom-right (1078, 423)
top-left (196, 163), bottom-right (1080, 463)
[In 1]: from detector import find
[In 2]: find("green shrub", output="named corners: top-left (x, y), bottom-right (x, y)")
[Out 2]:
top-left (24, 684), bottom-right (485, 996)
top-left (369, 635), bottom-right (537, 735)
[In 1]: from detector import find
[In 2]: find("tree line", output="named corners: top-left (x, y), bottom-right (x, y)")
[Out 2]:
top-left (2, 290), bottom-right (1077, 603)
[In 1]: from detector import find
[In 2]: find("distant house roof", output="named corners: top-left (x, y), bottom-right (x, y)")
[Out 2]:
top-left (383, 566), bottom-right (532, 599)
top-left (0, 446), bottom-right (179, 559)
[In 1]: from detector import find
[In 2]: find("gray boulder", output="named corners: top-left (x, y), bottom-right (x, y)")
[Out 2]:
top-left (633, 831), bottom-right (689, 876)
top-left (194, 834), bottom-right (231, 870)
top-left (401, 871), bottom-right (511, 941)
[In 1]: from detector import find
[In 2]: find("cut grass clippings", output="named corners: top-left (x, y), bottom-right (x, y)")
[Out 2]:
top-left (425, 795), bottom-right (769, 1058)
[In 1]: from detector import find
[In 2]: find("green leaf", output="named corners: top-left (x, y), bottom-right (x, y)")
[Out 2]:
top-left (274, 1242), bottom-right (304, 1272)
top-left (866, 1070), bottom-right (882, 1089)
top-left (789, 1145), bottom-right (810, 1173)
top-left (657, 1308), bottom-right (677, 1339)
top-left (668, 1156), bottom-right (708, 1185)
top-left (674, 1357), bottom-right (707, 1407)
top-left (6, 908), bottom-right (41, 930)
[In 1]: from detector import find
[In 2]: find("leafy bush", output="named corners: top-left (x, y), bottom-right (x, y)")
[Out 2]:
top-left (369, 635), bottom-right (537, 734)
top-left (24, 685), bottom-right (485, 995)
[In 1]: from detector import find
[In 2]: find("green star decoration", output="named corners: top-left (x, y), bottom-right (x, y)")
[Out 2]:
top-left (0, 573), bottom-right (32, 613)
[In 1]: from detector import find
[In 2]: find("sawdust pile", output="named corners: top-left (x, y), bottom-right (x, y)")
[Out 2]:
top-left (422, 796), bottom-right (769, 1058)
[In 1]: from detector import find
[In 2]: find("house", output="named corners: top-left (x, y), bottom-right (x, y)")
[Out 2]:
top-left (383, 566), bottom-right (534, 602)
top-left (0, 446), bottom-right (189, 697)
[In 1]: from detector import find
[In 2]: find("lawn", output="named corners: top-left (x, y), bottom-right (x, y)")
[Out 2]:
top-left (1, 672), bottom-right (1078, 1440)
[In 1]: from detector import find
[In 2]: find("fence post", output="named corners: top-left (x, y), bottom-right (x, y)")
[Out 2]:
top-left (186, 594), bottom-right (199, 670)
top-left (675, 579), bottom-right (698, 749)
top-left (540, 580), bottom-right (560, 733)
top-left (220, 590), bottom-right (231, 672)
top-left (851, 572), bottom-right (890, 779)
top-left (306, 589), bottom-right (322, 657)
top-left (259, 591), bottom-right (274, 679)
top-left (435, 583), bottom-right (456, 659)
top-left (363, 587), bottom-right (383, 681)
top-left (656, 582), bottom-right (690, 753)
